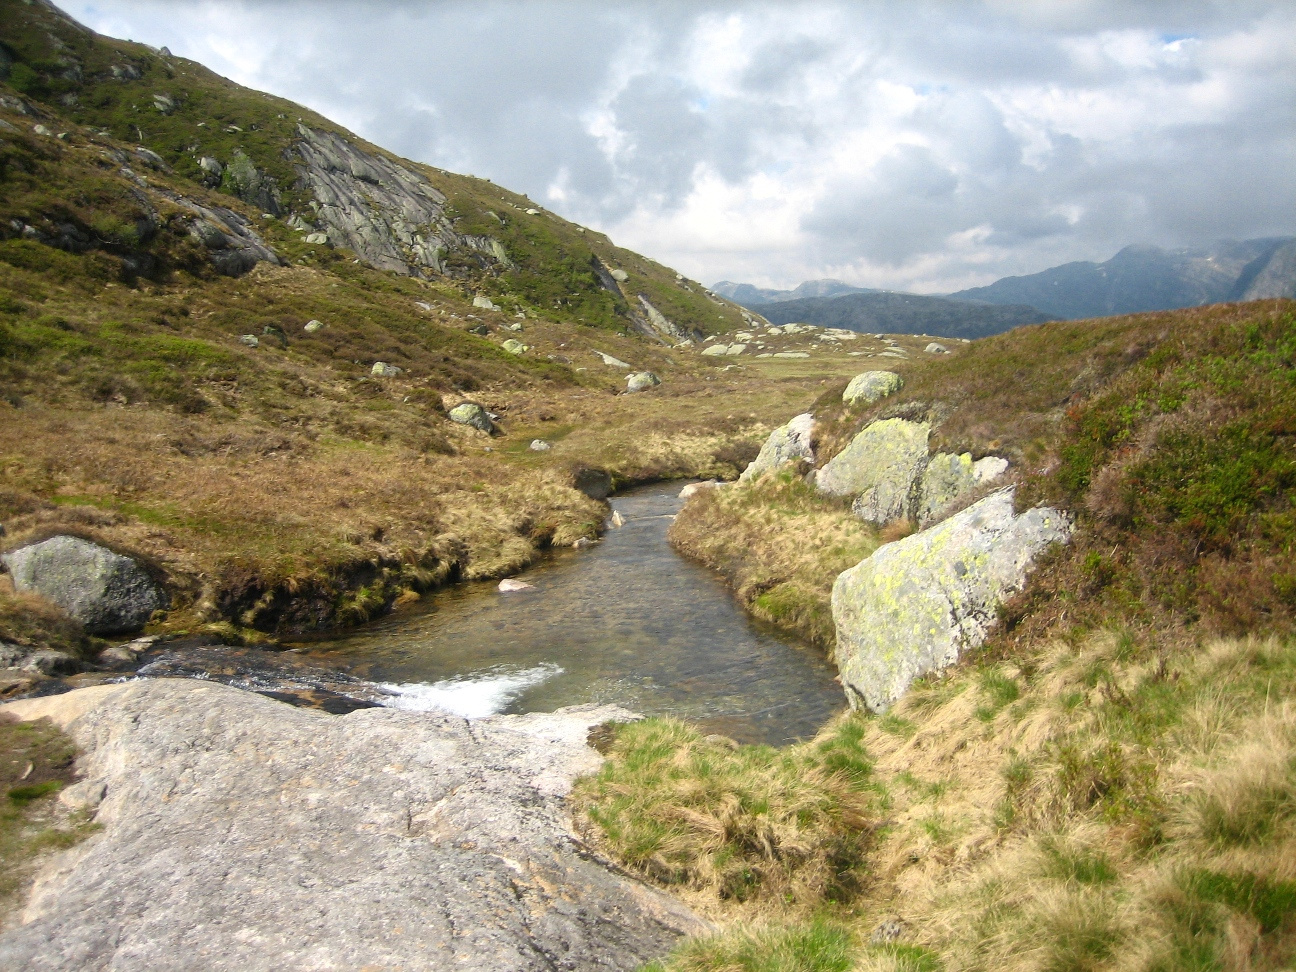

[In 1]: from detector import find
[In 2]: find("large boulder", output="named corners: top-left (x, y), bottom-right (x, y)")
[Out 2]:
top-left (816, 419), bottom-right (930, 524)
top-left (625, 372), bottom-right (661, 393)
top-left (832, 490), bottom-right (1071, 713)
top-left (448, 402), bottom-right (495, 433)
top-left (739, 413), bottom-right (815, 483)
top-left (2, 536), bottom-right (165, 635)
top-left (842, 371), bottom-right (902, 406)
top-left (0, 680), bottom-right (703, 970)
top-left (916, 453), bottom-right (1011, 523)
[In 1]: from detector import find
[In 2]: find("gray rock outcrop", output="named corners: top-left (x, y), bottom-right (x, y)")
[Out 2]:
top-left (161, 189), bottom-right (281, 276)
top-left (222, 149), bottom-right (282, 216)
top-left (293, 125), bottom-right (510, 279)
top-left (916, 453), bottom-right (1010, 524)
top-left (831, 490), bottom-right (1071, 712)
top-left (740, 413), bottom-right (815, 482)
top-left (842, 371), bottom-right (902, 406)
top-left (0, 680), bottom-right (703, 971)
top-left (634, 296), bottom-right (696, 345)
top-left (816, 419), bottom-right (930, 524)
top-left (2, 536), bottom-right (165, 635)
top-left (448, 402), bottom-right (495, 432)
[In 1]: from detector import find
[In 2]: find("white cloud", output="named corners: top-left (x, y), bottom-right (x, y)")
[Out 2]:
top-left (61, 0), bottom-right (1296, 292)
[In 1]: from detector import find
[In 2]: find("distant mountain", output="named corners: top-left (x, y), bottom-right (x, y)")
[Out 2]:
top-left (758, 291), bottom-right (1054, 339)
top-left (711, 278), bottom-right (876, 306)
top-left (950, 239), bottom-right (1296, 320)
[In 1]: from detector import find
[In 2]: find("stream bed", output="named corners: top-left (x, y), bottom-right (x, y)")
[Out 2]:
top-left (136, 482), bottom-right (846, 745)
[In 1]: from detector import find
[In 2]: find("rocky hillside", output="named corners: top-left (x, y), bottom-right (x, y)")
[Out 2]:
top-left (0, 0), bottom-right (745, 342)
top-left (952, 238), bottom-right (1296, 320)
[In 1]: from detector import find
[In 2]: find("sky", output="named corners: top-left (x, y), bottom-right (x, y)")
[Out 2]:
top-left (63, 1), bottom-right (1296, 294)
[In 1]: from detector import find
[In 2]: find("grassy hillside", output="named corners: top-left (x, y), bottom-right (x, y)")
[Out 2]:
top-left (577, 299), bottom-right (1296, 970)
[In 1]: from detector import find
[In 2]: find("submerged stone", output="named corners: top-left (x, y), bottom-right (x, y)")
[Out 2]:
top-left (832, 489), bottom-right (1071, 713)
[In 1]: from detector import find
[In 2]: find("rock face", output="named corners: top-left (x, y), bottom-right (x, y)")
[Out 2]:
top-left (0, 681), bottom-right (703, 971)
top-left (2, 536), bottom-right (165, 635)
top-left (842, 371), bottom-right (902, 406)
top-left (816, 419), bottom-right (930, 524)
top-left (832, 490), bottom-right (1071, 712)
top-left (448, 402), bottom-right (495, 433)
top-left (293, 125), bottom-right (510, 279)
top-left (740, 413), bottom-right (815, 483)
top-left (634, 296), bottom-right (696, 345)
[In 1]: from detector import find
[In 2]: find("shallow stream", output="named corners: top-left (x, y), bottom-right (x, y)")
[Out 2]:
top-left (138, 482), bottom-right (845, 745)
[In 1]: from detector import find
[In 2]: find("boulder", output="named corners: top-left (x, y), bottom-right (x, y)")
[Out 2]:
top-left (842, 371), bottom-right (902, 406)
top-left (304, 232), bottom-right (329, 245)
top-left (701, 344), bottom-right (731, 356)
top-left (572, 468), bottom-right (612, 501)
top-left (916, 452), bottom-right (975, 523)
top-left (739, 413), bottom-right (815, 483)
top-left (473, 296), bottom-right (500, 311)
top-left (501, 339), bottom-right (527, 355)
top-left (239, 334), bottom-right (259, 347)
top-left (679, 480), bottom-right (722, 499)
top-left (593, 350), bottom-right (630, 369)
top-left (974, 456), bottom-right (1010, 483)
top-left (625, 372), bottom-right (661, 393)
top-left (610, 268), bottom-right (629, 282)
top-left (20, 650), bottom-right (80, 676)
top-left (2, 536), bottom-right (165, 635)
top-left (816, 419), bottom-right (930, 524)
top-left (0, 681), bottom-right (703, 970)
top-left (303, 319), bottom-right (324, 333)
top-left (832, 490), bottom-right (1071, 712)
top-left (528, 440), bottom-right (551, 452)
top-left (925, 342), bottom-right (949, 354)
top-left (448, 402), bottom-right (495, 433)
top-left (371, 362), bottom-right (402, 377)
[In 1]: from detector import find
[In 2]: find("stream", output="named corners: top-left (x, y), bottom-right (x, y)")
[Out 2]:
top-left (133, 482), bottom-right (846, 745)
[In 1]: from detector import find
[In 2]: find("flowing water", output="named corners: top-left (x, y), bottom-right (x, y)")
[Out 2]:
top-left (135, 482), bottom-right (846, 745)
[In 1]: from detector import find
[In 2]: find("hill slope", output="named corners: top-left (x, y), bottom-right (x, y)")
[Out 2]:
top-left (952, 238), bottom-right (1296, 320)
top-left (757, 289), bottom-right (1054, 338)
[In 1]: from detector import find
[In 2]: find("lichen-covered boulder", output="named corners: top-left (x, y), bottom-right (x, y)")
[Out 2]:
top-left (917, 453), bottom-right (1010, 522)
top-left (501, 339), bottom-right (528, 355)
top-left (625, 372), bottom-right (661, 393)
top-left (448, 402), bottom-right (495, 433)
top-left (842, 371), bottom-right (902, 406)
top-left (816, 419), bottom-right (929, 524)
top-left (739, 413), bottom-right (814, 482)
top-left (2, 536), bottom-right (165, 635)
top-left (831, 489), bottom-right (1071, 713)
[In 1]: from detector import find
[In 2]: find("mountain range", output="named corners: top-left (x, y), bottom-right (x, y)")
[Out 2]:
top-left (718, 238), bottom-right (1296, 334)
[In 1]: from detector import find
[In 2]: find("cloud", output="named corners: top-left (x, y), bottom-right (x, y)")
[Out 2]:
top-left (62, 0), bottom-right (1296, 292)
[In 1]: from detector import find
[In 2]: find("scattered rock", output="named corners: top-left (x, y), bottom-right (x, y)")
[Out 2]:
top-left (610, 268), bottom-right (629, 283)
top-left (304, 232), bottom-right (330, 245)
top-left (498, 578), bottom-right (535, 593)
top-left (448, 402), bottom-right (495, 433)
top-left (97, 635), bottom-right (159, 667)
top-left (740, 413), bottom-right (815, 483)
top-left (133, 146), bottom-right (167, 170)
top-left (701, 344), bottom-right (731, 357)
top-left (32, 124), bottom-right (53, 137)
top-left (371, 361), bottom-right (402, 377)
top-left (842, 371), bottom-right (902, 406)
top-left (151, 92), bottom-right (177, 115)
top-left (593, 350), bottom-right (630, 369)
top-left (832, 490), bottom-right (1071, 712)
top-left (625, 372), bottom-right (661, 393)
top-left (870, 918), bottom-right (906, 945)
top-left (110, 63), bottom-right (142, 81)
top-left (529, 440), bottom-right (551, 452)
top-left (925, 342), bottom-right (949, 354)
top-left (469, 324), bottom-right (489, 336)
top-left (501, 339), bottom-right (528, 355)
top-left (473, 296), bottom-right (500, 311)
top-left (2, 536), bottom-right (165, 635)
top-left (0, 681), bottom-right (702, 970)
top-left (525, 207), bottom-right (540, 215)
top-left (303, 319), bottom-right (324, 333)
top-left (815, 419), bottom-right (930, 525)
top-left (572, 537), bottom-right (594, 550)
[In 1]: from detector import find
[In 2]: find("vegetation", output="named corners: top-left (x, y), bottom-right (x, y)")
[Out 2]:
top-left (0, 713), bottom-right (94, 923)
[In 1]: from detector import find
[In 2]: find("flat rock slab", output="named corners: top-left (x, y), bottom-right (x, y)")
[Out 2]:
top-left (0, 680), bottom-right (703, 971)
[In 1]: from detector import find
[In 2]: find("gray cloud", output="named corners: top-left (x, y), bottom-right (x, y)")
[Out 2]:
top-left (64, 0), bottom-right (1296, 291)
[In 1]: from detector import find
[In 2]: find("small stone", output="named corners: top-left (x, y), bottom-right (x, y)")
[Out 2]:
top-left (498, 578), bottom-right (535, 593)
top-left (371, 362), bottom-right (402, 377)
top-left (525, 208), bottom-right (540, 215)
top-left (33, 124), bottom-right (53, 137)
top-left (529, 440), bottom-right (551, 452)
top-left (870, 918), bottom-right (905, 945)
top-left (239, 334), bottom-right (259, 347)
top-left (773, 351), bottom-right (810, 358)
top-left (508, 323), bottom-right (523, 332)
top-left (925, 342), bottom-right (949, 354)
top-left (303, 320), bottom-right (325, 333)
top-left (572, 537), bottom-right (594, 549)
top-left (625, 372), bottom-right (661, 393)
top-left (609, 511), bottom-right (625, 528)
